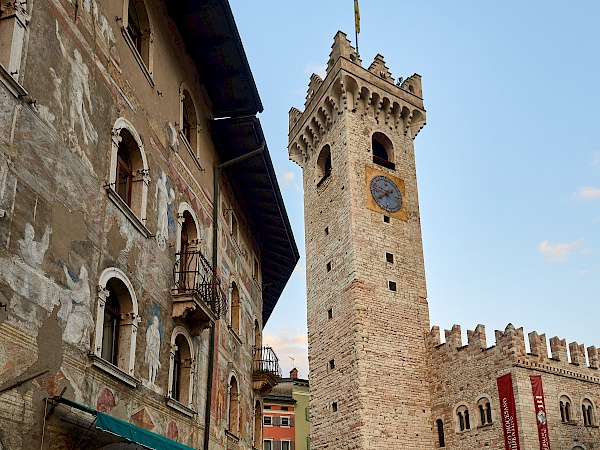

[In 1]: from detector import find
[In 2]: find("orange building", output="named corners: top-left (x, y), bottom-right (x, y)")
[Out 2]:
top-left (263, 379), bottom-right (296, 450)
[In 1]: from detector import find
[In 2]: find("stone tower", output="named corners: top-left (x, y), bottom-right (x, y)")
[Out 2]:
top-left (288, 32), bottom-right (431, 448)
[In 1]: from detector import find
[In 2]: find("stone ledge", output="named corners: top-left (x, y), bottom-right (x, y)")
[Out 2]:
top-left (166, 397), bottom-right (196, 418)
top-left (90, 355), bottom-right (139, 388)
top-left (106, 187), bottom-right (151, 238)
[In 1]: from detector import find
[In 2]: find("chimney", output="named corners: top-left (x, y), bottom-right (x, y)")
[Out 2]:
top-left (290, 368), bottom-right (298, 379)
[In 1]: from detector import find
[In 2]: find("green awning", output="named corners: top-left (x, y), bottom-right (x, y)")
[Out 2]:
top-left (54, 397), bottom-right (195, 450)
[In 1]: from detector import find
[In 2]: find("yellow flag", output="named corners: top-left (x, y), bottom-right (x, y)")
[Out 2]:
top-left (354, 0), bottom-right (360, 34)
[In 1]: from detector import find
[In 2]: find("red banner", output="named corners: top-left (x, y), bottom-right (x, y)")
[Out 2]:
top-left (530, 376), bottom-right (551, 450)
top-left (497, 373), bottom-right (521, 450)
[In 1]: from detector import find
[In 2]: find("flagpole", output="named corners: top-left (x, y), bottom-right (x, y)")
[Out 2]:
top-left (354, 0), bottom-right (360, 56)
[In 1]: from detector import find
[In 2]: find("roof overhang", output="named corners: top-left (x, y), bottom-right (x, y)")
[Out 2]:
top-left (212, 117), bottom-right (299, 324)
top-left (165, 0), bottom-right (263, 118)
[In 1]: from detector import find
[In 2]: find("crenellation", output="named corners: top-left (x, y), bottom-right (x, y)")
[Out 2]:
top-left (327, 31), bottom-right (361, 75)
top-left (466, 324), bottom-right (486, 352)
top-left (528, 331), bottom-right (548, 359)
top-left (550, 336), bottom-right (568, 361)
top-left (568, 341), bottom-right (585, 366)
top-left (400, 74), bottom-right (423, 99)
top-left (367, 54), bottom-right (394, 85)
top-left (306, 73), bottom-right (324, 108)
top-left (444, 324), bottom-right (463, 349)
top-left (588, 346), bottom-right (598, 369)
top-left (427, 326), bottom-right (441, 347)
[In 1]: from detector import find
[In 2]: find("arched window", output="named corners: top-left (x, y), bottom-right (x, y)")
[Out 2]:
top-left (560, 395), bottom-right (572, 423)
top-left (436, 418), bottom-right (445, 447)
top-left (316, 144), bottom-right (332, 186)
top-left (109, 118), bottom-right (150, 233)
top-left (372, 132), bottom-right (394, 170)
top-left (180, 88), bottom-right (198, 156)
top-left (228, 375), bottom-right (240, 435)
top-left (476, 397), bottom-right (493, 426)
top-left (253, 400), bottom-right (262, 449)
top-left (93, 268), bottom-right (139, 378)
top-left (175, 207), bottom-right (199, 293)
top-left (101, 287), bottom-right (120, 365)
top-left (168, 328), bottom-right (195, 408)
top-left (124, 0), bottom-right (152, 71)
top-left (230, 281), bottom-right (240, 335)
top-left (582, 398), bottom-right (595, 426)
top-left (456, 405), bottom-right (470, 432)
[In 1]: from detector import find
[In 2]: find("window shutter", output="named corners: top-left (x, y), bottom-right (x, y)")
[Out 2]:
top-left (306, 436), bottom-right (310, 450)
top-left (290, 441), bottom-right (295, 450)
top-left (289, 418), bottom-right (294, 427)
top-left (273, 416), bottom-right (280, 426)
top-left (305, 407), bottom-right (310, 421)
top-left (274, 440), bottom-right (280, 450)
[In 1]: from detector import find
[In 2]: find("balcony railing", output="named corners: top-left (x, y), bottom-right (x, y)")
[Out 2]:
top-left (173, 249), bottom-right (227, 319)
top-left (253, 346), bottom-right (281, 378)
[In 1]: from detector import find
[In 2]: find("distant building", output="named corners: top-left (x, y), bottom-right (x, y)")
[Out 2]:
top-left (289, 31), bottom-right (600, 450)
top-left (263, 369), bottom-right (310, 450)
top-left (0, 1), bottom-right (298, 449)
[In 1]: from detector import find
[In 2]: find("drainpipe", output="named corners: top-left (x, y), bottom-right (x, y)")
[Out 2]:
top-left (203, 141), bottom-right (266, 450)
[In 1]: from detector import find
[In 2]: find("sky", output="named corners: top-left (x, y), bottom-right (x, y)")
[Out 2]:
top-left (228, 1), bottom-right (600, 380)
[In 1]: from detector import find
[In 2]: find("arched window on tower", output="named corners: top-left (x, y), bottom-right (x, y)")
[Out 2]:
top-left (582, 398), bottom-right (595, 426)
top-left (456, 405), bottom-right (470, 432)
top-left (436, 418), bottom-right (445, 447)
top-left (316, 144), bottom-right (332, 187)
top-left (372, 132), bottom-right (395, 170)
top-left (253, 400), bottom-right (262, 449)
top-left (477, 397), bottom-right (493, 426)
top-left (560, 395), bottom-right (572, 423)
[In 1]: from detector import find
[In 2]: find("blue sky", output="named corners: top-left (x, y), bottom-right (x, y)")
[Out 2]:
top-left (229, 1), bottom-right (600, 379)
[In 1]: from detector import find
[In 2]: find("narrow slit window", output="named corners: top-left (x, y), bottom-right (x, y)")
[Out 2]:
top-left (388, 281), bottom-right (397, 291)
top-left (386, 252), bottom-right (394, 263)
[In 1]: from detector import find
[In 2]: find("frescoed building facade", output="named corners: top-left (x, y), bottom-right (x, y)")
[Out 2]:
top-left (0, 1), bottom-right (298, 449)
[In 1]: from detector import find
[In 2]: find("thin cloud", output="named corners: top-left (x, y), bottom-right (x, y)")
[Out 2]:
top-left (279, 170), bottom-right (302, 192)
top-left (293, 263), bottom-right (306, 277)
top-left (304, 63), bottom-right (327, 79)
top-left (576, 186), bottom-right (600, 199)
top-left (263, 327), bottom-right (309, 379)
top-left (538, 238), bottom-right (584, 262)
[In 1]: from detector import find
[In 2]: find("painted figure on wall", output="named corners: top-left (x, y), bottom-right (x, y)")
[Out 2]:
top-left (18, 223), bottom-right (51, 268)
top-left (62, 265), bottom-right (94, 348)
top-left (56, 21), bottom-right (98, 153)
top-left (155, 172), bottom-right (175, 251)
top-left (145, 315), bottom-right (161, 385)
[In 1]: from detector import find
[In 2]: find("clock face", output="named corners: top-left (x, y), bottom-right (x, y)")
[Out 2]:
top-left (370, 175), bottom-right (402, 213)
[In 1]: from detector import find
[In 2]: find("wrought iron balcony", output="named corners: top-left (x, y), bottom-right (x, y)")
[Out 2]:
top-left (172, 249), bottom-right (227, 336)
top-left (253, 346), bottom-right (281, 396)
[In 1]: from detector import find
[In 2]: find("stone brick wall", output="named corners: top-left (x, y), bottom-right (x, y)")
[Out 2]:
top-left (290, 31), bottom-right (431, 449)
top-left (428, 323), bottom-right (600, 449)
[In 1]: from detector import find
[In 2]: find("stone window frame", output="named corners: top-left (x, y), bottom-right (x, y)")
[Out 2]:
top-left (559, 393), bottom-right (574, 423)
top-left (315, 144), bottom-right (332, 187)
top-left (0, 2), bottom-right (30, 97)
top-left (107, 117), bottom-right (150, 237)
top-left (454, 403), bottom-right (471, 432)
top-left (179, 83), bottom-right (201, 163)
top-left (174, 202), bottom-right (202, 290)
top-left (253, 399), bottom-right (262, 449)
top-left (92, 267), bottom-right (140, 385)
top-left (371, 131), bottom-right (395, 170)
top-left (227, 373), bottom-right (241, 436)
top-left (263, 438), bottom-right (274, 450)
top-left (475, 394), bottom-right (493, 426)
top-left (229, 279), bottom-right (241, 337)
top-left (120, 0), bottom-right (154, 86)
top-left (167, 326), bottom-right (196, 413)
top-left (581, 397), bottom-right (596, 427)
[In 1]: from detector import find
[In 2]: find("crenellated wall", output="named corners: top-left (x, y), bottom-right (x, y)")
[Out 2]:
top-left (428, 323), bottom-right (600, 449)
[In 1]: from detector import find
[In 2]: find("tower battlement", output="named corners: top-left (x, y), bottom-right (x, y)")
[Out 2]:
top-left (428, 323), bottom-right (600, 375)
top-left (288, 31), bottom-right (426, 168)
